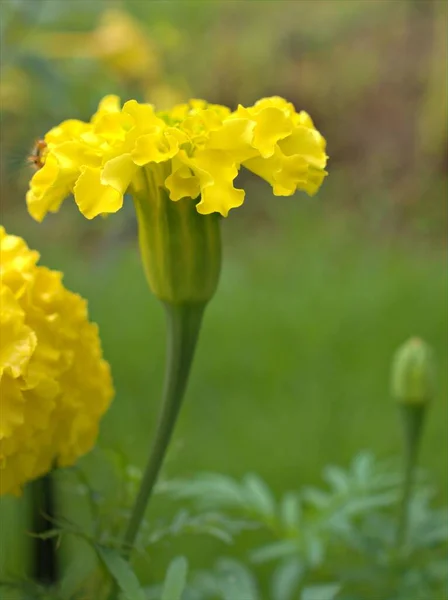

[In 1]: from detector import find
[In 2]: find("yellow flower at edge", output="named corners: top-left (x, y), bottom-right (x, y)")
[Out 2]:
top-left (0, 227), bottom-right (113, 496)
top-left (26, 95), bottom-right (328, 222)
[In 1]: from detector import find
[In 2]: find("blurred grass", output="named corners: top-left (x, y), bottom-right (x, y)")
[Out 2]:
top-left (58, 193), bottom-right (448, 491)
top-left (3, 178), bottom-right (446, 580)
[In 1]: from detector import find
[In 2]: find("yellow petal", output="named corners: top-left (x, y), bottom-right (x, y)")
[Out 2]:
top-left (207, 118), bottom-right (257, 162)
top-left (236, 105), bottom-right (293, 158)
top-left (74, 166), bottom-right (123, 219)
top-left (45, 119), bottom-right (91, 145)
top-left (165, 163), bottom-right (200, 201)
top-left (26, 155), bottom-right (73, 222)
top-left (279, 126), bottom-right (327, 169)
top-left (51, 141), bottom-right (100, 171)
top-left (186, 149), bottom-right (245, 217)
top-left (0, 287), bottom-right (36, 380)
top-left (91, 94), bottom-right (121, 124)
top-left (132, 128), bottom-right (186, 165)
top-left (101, 153), bottom-right (138, 193)
top-left (122, 99), bottom-right (164, 132)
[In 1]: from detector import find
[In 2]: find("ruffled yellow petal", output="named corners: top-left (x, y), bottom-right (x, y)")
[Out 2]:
top-left (45, 119), bottom-right (91, 145)
top-left (278, 126), bottom-right (327, 169)
top-left (132, 127), bottom-right (188, 165)
top-left (0, 287), bottom-right (36, 380)
top-left (0, 228), bottom-right (113, 496)
top-left (93, 111), bottom-right (133, 142)
top-left (26, 155), bottom-right (74, 222)
top-left (244, 147), bottom-right (327, 197)
top-left (182, 149), bottom-right (245, 216)
top-left (207, 118), bottom-right (257, 162)
top-left (51, 141), bottom-right (101, 171)
top-left (237, 104), bottom-right (293, 158)
top-left (101, 153), bottom-right (138, 193)
top-left (91, 94), bottom-right (121, 123)
top-left (122, 99), bottom-right (164, 131)
top-left (165, 161), bottom-right (200, 201)
top-left (74, 166), bottom-right (123, 218)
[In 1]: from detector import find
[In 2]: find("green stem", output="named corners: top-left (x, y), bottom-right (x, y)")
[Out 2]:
top-left (396, 404), bottom-right (425, 549)
top-left (31, 472), bottom-right (59, 584)
top-left (122, 302), bottom-right (205, 556)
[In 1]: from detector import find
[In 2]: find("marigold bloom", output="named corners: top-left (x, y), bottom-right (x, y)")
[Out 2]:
top-left (26, 95), bottom-right (328, 221)
top-left (0, 227), bottom-right (113, 496)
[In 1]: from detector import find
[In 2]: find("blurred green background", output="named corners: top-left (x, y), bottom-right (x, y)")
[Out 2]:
top-left (1, 0), bottom-right (447, 587)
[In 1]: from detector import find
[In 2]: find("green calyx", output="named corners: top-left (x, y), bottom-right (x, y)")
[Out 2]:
top-left (131, 165), bottom-right (221, 305)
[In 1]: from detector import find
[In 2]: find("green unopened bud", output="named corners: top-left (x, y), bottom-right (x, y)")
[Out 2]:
top-left (132, 166), bottom-right (221, 305)
top-left (391, 337), bottom-right (436, 404)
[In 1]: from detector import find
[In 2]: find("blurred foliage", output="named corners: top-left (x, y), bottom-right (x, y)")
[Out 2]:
top-left (3, 452), bottom-right (446, 599)
top-left (153, 452), bottom-right (447, 600)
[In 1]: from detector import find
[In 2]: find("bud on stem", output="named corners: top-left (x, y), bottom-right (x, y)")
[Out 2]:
top-left (391, 337), bottom-right (436, 549)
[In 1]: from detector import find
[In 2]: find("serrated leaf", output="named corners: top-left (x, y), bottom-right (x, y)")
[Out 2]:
top-left (304, 535), bottom-right (325, 567)
top-left (302, 488), bottom-right (330, 509)
top-left (161, 556), bottom-right (188, 600)
top-left (200, 526), bottom-right (234, 544)
top-left (96, 546), bottom-right (145, 600)
top-left (271, 557), bottom-right (304, 600)
top-left (301, 583), bottom-right (341, 600)
top-left (160, 474), bottom-right (246, 510)
top-left (171, 509), bottom-right (190, 534)
top-left (323, 466), bottom-right (350, 494)
top-left (243, 473), bottom-right (276, 519)
top-left (280, 492), bottom-right (301, 531)
top-left (216, 558), bottom-right (259, 600)
top-left (250, 540), bottom-right (297, 564)
top-left (351, 451), bottom-right (374, 486)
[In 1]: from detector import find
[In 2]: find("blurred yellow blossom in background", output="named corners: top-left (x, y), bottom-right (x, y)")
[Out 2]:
top-left (90, 9), bottom-right (160, 82)
top-left (0, 66), bottom-right (30, 114)
top-left (22, 8), bottom-right (161, 84)
top-left (0, 227), bottom-right (113, 496)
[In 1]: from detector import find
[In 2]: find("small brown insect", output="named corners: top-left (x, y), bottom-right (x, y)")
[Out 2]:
top-left (28, 139), bottom-right (47, 170)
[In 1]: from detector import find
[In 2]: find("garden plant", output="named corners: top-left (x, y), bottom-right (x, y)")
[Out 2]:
top-left (0, 2), bottom-right (446, 600)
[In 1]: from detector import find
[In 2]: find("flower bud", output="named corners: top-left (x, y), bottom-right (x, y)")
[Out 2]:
top-left (132, 167), bottom-right (221, 305)
top-left (391, 337), bottom-right (436, 404)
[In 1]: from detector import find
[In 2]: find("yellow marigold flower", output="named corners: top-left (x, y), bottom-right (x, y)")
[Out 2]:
top-left (0, 227), bottom-right (113, 496)
top-left (26, 95), bottom-right (328, 222)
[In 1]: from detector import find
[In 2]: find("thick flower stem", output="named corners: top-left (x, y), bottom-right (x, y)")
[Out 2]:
top-left (396, 405), bottom-right (426, 549)
top-left (122, 302), bottom-right (205, 557)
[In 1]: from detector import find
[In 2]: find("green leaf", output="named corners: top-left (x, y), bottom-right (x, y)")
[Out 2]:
top-left (96, 546), bottom-right (146, 600)
top-left (243, 473), bottom-right (276, 519)
top-left (304, 534), bottom-right (325, 567)
top-left (271, 558), bottom-right (304, 600)
top-left (250, 540), bottom-right (297, 564)
top-left (216, 558), bottom-right (259, 600)
top-left (301, 583), bottom-right (341, 600)
top-left (351, 451), bottom-right (375, 486)
top-left (323, 466), bottom-right (350, 494)
top-left (161, 556), bottom-right (188, 600)
top-left (280, 492), bottom-right (301, 531)
top-left (59, 549), bottom-right (95, 599)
